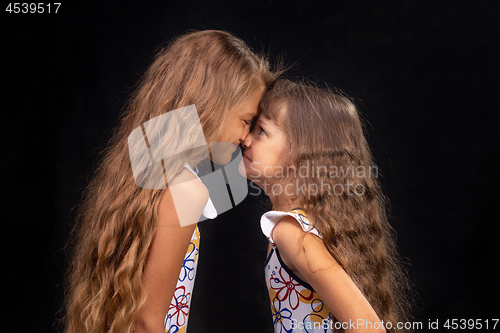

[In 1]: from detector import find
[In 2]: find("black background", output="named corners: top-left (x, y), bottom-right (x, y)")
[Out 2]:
top-left (2, 0), bottom-right (499, 332)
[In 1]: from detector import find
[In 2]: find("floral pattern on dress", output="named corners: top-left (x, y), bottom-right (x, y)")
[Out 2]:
top-left (270, 295), bottom-right (294, 333)
top-left (270, 266), bottom-right (314, 310)
top-left (178, 227), bottom-right (200, 283)
top-left (165, 225), bottom-right (200, 333)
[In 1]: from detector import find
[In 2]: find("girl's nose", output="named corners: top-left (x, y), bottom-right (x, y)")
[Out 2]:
top-left (240, 126), bottom-right (250, 143)
top-left (242, 132), bottom-right (252, 149)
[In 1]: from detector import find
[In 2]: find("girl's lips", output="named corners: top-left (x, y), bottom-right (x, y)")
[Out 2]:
top-left (243, 154), bottom-right (252, 163)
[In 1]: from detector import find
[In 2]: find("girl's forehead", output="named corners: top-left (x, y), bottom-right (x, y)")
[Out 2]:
top-left (260, 103), bottom-right (287, 126)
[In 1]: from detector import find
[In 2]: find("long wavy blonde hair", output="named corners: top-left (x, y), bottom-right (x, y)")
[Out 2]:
top-left (262, 80), bottom-right (414, 332)
top-left (64, 30), bottom-right (276, 333)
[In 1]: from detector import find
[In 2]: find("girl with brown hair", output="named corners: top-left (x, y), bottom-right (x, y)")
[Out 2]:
top-left (240, 79), bottom-right (413, 332)
top-left (64, 30), bottom-right (277, 333)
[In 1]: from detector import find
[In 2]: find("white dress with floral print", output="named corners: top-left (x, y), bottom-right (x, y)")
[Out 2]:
top-left (261, 209), bottom-right (333, 333)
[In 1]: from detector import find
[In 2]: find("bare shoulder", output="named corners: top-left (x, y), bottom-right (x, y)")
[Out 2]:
top-left (168, 167), bottom-right (198, 185)
top-left (168, 168), bottom-right (209, 200)
top-left (272, 215), bottom-right (306, 245)
top-left (273, 215), bottom-right (323, 249)
top-left (273, 215), bottom-right (338, 273)
top-left (158, 168), bottom-right (209, 227)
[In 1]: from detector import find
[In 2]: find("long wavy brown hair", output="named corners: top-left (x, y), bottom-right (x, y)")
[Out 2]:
top-left (261, 79), bottom-right (414, 332)
top-left (64, 30), bottom-right (277, 333)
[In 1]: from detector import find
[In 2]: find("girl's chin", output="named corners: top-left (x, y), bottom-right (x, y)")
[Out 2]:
top-left (209, 143), bottom-right (236, 166)
top-left (238, 159), bottom-right (258, 179)
top-left (210, 150), bottom-right (233, 166)
top-left (238, 159), bottom-right (247, 177)
top-left (238, 161), bottom-right (263, 185)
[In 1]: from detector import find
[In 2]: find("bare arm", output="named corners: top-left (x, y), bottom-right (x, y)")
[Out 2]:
top-left (272, 216), bottom-right (386, 333)
top-left (135, 170), bottom-right (209, 333)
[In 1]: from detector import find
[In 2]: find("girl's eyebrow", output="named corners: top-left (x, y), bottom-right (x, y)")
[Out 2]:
top-left (258, 114), bottom-right (273, 127)
top-left (259, 118), bottom-right (269, 126)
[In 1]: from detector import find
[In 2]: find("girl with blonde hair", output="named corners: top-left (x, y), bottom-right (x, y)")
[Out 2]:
top-left (64, 30), bottom-right (277, 333)
top-left (240, 79), bottom-right (413, 332)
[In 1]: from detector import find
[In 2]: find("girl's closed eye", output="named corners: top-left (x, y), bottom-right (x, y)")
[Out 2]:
top-left (243, 119), bottom-right (251, 126)
top-left (258, 126), bottom-right (266, 135)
